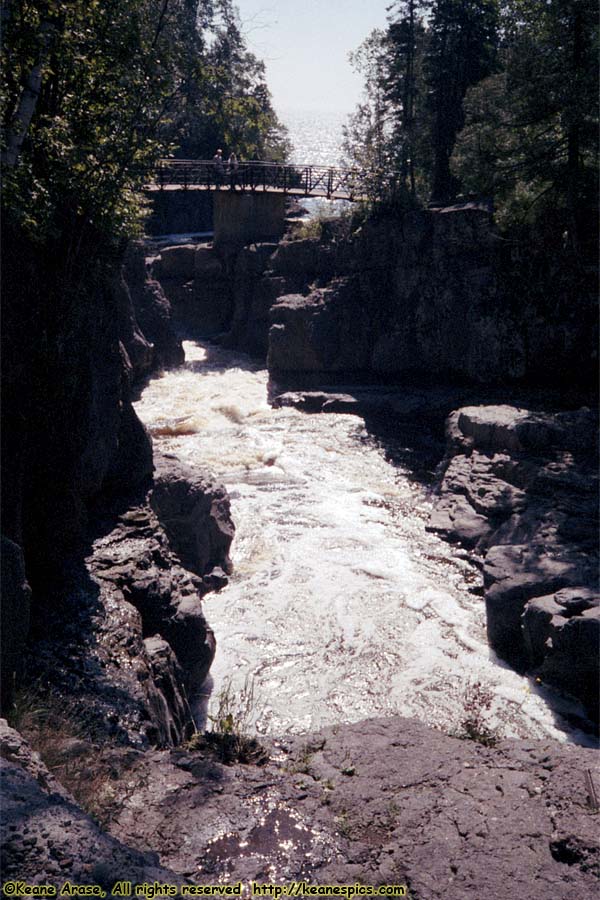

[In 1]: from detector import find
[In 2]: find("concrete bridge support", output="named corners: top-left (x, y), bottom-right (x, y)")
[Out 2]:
top-left (145, 189), bottom-right (213, 236)
top-left (213, 191), bottom-right (287, 247)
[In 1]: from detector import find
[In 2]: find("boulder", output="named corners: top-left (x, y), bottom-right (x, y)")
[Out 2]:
top-left (151, 452), bottom-right (234, 577)
top-left (268, 278), bottom-right (371, 373)
top-left (484, 543), bottom-right (595, 669)
top-left (428, 494), bottom-right (494, 549)
top-left (448, 405), bottom-right (598, 456)
top-left (155, 243), bottom-right (198, 281)
top-left (269, 238), bottom-right (333, 279)
top-left (194, 246), bottom-right (223, 279)
top-left (271, 391), bottom-right (361, 414)
top-left (522, 588), bottom-right (600, 721)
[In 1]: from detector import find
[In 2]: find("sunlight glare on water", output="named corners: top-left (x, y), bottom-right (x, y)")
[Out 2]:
top-left (134, 340), bottom-right (589, 743)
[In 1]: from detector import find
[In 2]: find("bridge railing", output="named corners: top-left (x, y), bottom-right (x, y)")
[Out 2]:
top-left (152, 159), bottom-right (365, 200)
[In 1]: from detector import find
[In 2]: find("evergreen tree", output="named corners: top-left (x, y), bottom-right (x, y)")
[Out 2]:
top-left (453, 0), bottom-right (598, 245)
top-left (384, 0), bottom-right (429, 196)
top-left (167, 0), bottom-right (289, 161)
top-left (342, 29), bottom-right (392, 198)
top-left (425, 0), bottom-right (499, 201)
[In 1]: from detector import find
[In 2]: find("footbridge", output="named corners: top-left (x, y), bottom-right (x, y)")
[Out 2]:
top-left (145, 159), bottom-right (368, 243)
top-left (148, 159), bottom-right (366, 201)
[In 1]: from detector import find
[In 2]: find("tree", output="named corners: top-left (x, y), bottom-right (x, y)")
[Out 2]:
top-left (165, 0), bottom-right (290, 161)
top-left (344, 1), bottom-right (498, 205)
top-left (1, 0), bottom-right (288, 251)
top-left (425, 0), bottom-right (499, 201)
top-left (343, 29), bottom-right (393, 198)
top-left (1, 0), bottom-right (198, 245)
top-left (384, 1), bottom-right (429, 196)
top-left (453, 0), bottom-right (598, 245)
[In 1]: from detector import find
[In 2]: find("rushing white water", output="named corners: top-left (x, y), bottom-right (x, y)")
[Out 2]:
top-left (135, 341), bottom-right (591, 744)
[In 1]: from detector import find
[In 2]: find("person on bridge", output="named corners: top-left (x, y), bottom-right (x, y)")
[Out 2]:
top-left (228, 152), bottom-right (238, 190)
top-left (213, 149), bottom-right (224, 185)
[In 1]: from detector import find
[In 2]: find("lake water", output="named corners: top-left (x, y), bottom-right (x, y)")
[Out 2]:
top-left (281, 108), bottom-right (352, 218)
top-left (282, 108), bottom-right (348, 167)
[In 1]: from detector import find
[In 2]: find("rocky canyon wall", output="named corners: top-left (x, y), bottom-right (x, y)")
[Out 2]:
top-left (149, 204), bottom-right (597, 391)
top-left (0, 233), bottom-right (232, 741)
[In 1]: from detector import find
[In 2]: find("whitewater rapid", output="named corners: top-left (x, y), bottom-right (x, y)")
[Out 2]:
top-left (135, 341), bottom-right (588, 742)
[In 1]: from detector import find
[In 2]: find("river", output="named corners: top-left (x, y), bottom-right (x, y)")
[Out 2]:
top-left (134, 340), bottom-right (591, 744)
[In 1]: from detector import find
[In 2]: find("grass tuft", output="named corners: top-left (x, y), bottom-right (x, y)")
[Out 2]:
top-left (187, 677), bottom-right (268, 765)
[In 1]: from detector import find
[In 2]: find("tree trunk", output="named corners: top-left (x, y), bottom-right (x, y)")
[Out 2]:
top-left (2, 18), bottom-right (54, 169)
top-left (566, 8), bottom-right (583, 254)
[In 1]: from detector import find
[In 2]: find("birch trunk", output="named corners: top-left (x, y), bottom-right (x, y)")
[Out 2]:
top-left (2, 18), bottom-right (53, 169)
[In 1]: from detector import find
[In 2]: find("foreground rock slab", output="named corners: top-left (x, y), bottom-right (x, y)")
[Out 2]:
top-left (0, 721), bottom-right (180, 886)
top-left (93, 719), bottom-right (600, 899)
top-left (4, 718), bottom-right (599, 896)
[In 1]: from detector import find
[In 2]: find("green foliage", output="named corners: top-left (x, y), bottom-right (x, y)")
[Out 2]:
top-left (453, 0), bottom-right (599, 244)
top-left (456, 680), bottom-right (499, 747)
top-left (343, 28), bottom-right (393, 199)
top-left (187, 677), bottom-right (268, 765)
top-left (2, 0), bottom-right (183, 243)
top-left (346, 0), bottom-right (598, 247)
top-left (1, 0), bottom-right (288, 252)
top-left (344, 1), bottom-right (499, 204)
top-left (425, 0), bottom-right (500, 200)
top-left (385, 2), bottom-right (431, 197)
top-left (165, 0), bottom-right (290, 162)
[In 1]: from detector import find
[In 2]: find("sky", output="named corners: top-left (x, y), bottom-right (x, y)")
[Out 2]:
top-left (234, 0), bottom-right (392, 115)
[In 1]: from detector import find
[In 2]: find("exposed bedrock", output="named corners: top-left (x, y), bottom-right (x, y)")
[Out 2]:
top-left (267, 210), bottom-right (596, 385)
top-left (429, 404), bottom-right (599, 721)
top-left (0, 720), bottom-right (182, 885)
top-left (268, 278), bottom-right (372, 374)
top-left (120, 241), bottom-right (185, 375)
top-left (151, 452), bottom-right (234, 580)
top-left (1, 232), bottom-right (184, 713)
top-left (148, 205), bottom-right (596, 391)
top-left (153, 242), bottom-right (234, 337)
top-left (28, 453), bottom-right (234, 749)
top-left (1, 237), bottom-right (159, 710)
top-left (3, 717), bottom-right (598, 897)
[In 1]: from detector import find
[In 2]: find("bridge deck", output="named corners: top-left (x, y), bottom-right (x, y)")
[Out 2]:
top-left (147, 159), bottom-right (366, 201)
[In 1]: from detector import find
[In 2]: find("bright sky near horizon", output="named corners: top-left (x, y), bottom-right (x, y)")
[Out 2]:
top-left (234, 0), bottom-right (392, 114)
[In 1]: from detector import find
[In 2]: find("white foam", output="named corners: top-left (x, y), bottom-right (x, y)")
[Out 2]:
top-left (135, 339), bottom-right (590, 744)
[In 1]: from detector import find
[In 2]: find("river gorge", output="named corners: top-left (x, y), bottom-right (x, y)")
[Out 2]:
top-left (2, 214), bottom-right (598, 899)
top-left (134, 339), bottom-right (589, 744)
